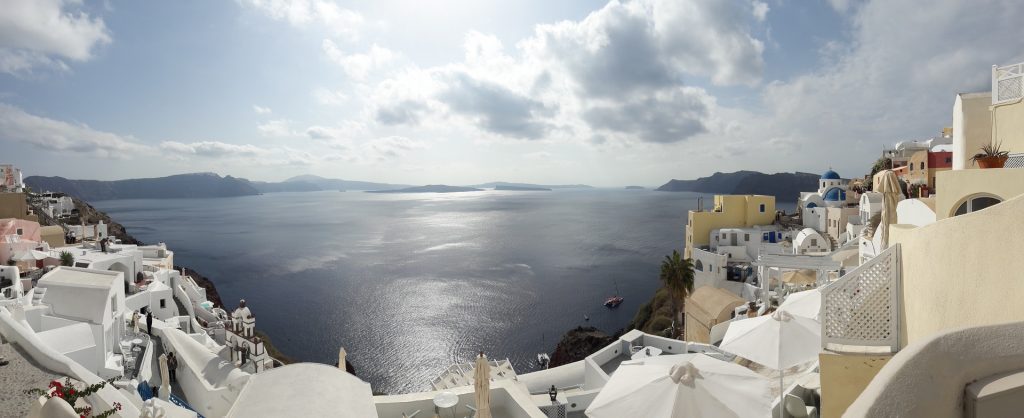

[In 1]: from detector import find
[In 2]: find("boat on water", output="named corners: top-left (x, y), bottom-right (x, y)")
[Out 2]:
top-left (604, 296), bottom-right (623, 308)
top-left (604, 279), bottom-right (624, 308)
top-left (537, 353), bottom-right (551, 369)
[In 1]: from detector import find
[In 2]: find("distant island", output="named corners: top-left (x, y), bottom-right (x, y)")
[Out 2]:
top-left (25, 173), bottom-right (414, 200)
top-left (470, 181), bottom-right (592, 189)
top-left (366, 185), bottom-right (484, 194)
top-left (25, 173), bottom-right (260, 200)
top-left (655, 170), bottom-right (818, 202)
top-left (495, 185), bottom-right (551, 191)
top-left (625, 186), bottom-right (645, 190)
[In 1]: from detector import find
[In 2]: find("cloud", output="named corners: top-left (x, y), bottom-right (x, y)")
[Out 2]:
top-left (312, 87), bottom-right (348, 105)
top-left (352, 0), bottom-right (765, 147)
top-left (159, 141), bottom-right (268, 158)
top-left (0, 0), bottom-right (112, 75)
top-left (583, 87), bottom-right (711, 143)
top-left (257, 119), bottom-right (298, 137)
top-left (364, 136), bottom-right (425, 160)
top-left (322, 40), bottom-right (397, 80)
top-left (437, 71), bottom-right (553, 139)
top-left (756, 0), bottom-right (1024, 174)
top-left (238, 0), bottom-right (365, 40)
top-left (0, 103), bottom-right (147, 157)
top-left (252, 105), bottom-right (272, 114)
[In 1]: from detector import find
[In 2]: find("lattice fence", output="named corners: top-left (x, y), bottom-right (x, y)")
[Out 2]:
top-left (994, 63), bottom-right (1024, 104)
top-left (539, 403), bottom-right (567, 418)
top-left (1005, 153), bottom-right (1024, 169)
top-left (821, 244), bottom-right (900, 352)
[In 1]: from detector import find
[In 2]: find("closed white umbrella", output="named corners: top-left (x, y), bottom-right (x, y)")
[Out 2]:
top-left (474, 353), bottom-right (492, 418)
top-left (158, 353), bottom-right (170, 400)
top-left (875, 170), bottom-right (901, 248)
top-left (721, 309), bottom-right (821, 416)
top-left (779, 289), bottom-right (822, 321)
top-left (585, 354), bottom-right (774, 418)
top-left (338, 347), bottom-right (347, 371)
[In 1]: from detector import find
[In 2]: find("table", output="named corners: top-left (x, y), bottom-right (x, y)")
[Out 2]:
top-left (432, 391), bottom-right (458, 418)
top-left (630, 346), bottom-right (663, 360)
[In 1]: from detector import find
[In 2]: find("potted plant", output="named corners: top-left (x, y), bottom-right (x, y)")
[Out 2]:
top-left (59, 251), bottom-right (75, 267)
top-left (971, 141), bottom-right (1010, 168)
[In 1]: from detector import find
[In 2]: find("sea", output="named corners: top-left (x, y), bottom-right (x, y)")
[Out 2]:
top-left (93, 188), bottom-right (794, 394)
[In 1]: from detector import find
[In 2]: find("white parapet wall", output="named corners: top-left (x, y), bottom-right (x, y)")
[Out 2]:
top-left (846, 321), bottom-right (1024, 418)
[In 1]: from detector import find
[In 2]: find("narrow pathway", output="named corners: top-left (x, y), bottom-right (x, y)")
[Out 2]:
top-left (0, 339), bottom-right (61, 417)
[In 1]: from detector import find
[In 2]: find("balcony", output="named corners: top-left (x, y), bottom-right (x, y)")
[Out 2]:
top-left (820, 244), bottom-right (901, 353)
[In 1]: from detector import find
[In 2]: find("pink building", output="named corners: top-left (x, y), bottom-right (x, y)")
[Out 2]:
top-left (1, 218), bottom-right (44, 266)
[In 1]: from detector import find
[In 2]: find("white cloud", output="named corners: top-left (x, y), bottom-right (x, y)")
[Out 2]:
top-left (364, 136), bottom-right (425, 160)
top-left (160, 141), bottom-right (268, 158)
top-left (0, 103), bottom-right (147, 158)
top-left (238, 0), bottom-right (365, 40)
top-left (322, 40), bottom-right (397, 80)
top-left (755, 0), bottom-right (1024, 175)
top-left (312, 87), bottom-right (348, 105)
top-left (0, 0), bottom-right (111, 75)
top-left (253, 105), bottom-right (272, 114)
top-left (351, 0), bottom-right (765, 145)
top-left (257, 119), bottom-right (299, 137)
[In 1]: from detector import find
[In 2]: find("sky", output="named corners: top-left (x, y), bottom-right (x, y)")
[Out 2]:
top-left (1, 0), bottom-right (1023, 187)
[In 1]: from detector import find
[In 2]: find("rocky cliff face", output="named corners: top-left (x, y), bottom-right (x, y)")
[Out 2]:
top-left (548, 326), bottom-right (617, 368)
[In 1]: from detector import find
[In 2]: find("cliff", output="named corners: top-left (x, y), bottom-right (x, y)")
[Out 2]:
top-left (548, 326), bottom-right (617, 368)
top-left (656, 171), bottom-right (818, 202)
top-left (25, 173), bottom-right (259, 201)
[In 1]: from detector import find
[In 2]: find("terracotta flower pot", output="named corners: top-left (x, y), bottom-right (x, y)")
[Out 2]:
top-left (976, 155), bottom-right (1008, 168)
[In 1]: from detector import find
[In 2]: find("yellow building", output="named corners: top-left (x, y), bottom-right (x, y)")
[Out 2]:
top-left (0, 192), bottom-right (38, 222)
top-left (906, 149), bottom-right (952, 192)
top-left (684, 195), bottom-right (775, 259)
top-left (823, 60), bottom-right (1024, 417)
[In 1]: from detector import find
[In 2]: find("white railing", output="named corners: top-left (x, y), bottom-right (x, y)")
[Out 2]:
top-left (821, 244), bottom-right (901, 352)
top-left (993, 62), bottom-right (1024, 105)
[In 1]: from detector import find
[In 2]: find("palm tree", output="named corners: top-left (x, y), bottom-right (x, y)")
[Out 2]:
top-left (59, 251), bottom-right (74, 267)
top-left (659, 250), bottom-right (695, 339)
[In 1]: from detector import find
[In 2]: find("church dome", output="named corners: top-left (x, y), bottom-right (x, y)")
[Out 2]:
top-left (821, 169), bottom-right (841, 180)
top-left (824, 187), bottom-right (846, 201)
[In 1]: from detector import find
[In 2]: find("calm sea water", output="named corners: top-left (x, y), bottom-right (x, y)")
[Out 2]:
top-left (94, 189), bottom-right (792, 394)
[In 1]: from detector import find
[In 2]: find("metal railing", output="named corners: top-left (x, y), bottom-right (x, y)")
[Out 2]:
top-left (821, 244), bottom-right (901, 352)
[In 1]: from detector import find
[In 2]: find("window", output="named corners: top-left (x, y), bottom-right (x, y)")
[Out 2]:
top-left (810, 238), bottom-right (817, 246)
top-left (945, 157), bottom-right (952, 164)
top-left (919, 162), bottom-right (925, 170)
top-left (16, 228), bottom-right (23, 235)
top-left (744, 233), bottom-right (750, 241)
top-left (694, 260), bottom-right (703, 271)
top-left (759, 203), bottom-right (766, 213)
top-left (953, 195), bottom-right (1003, 217)
top-left (160, 299), bottom-right (166, 309)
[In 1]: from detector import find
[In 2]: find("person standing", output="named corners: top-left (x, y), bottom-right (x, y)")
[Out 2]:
top-left (146, 309), bottom-right (153, 337)
top-left (132, 310), bottom-right (141, 335)
top-left (167, 352), bottom-right (178, 383)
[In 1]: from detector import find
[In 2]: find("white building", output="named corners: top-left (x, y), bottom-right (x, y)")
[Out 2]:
top-left (32, 267), bottom-right (127, 378)
top-left (793, 228), bottom-right (829, 254)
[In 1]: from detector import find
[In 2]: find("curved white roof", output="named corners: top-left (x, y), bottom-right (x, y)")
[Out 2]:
top-left (227, 363), bottom-right (377, 418)
top-left (794, 228), bottom-right (824, 247)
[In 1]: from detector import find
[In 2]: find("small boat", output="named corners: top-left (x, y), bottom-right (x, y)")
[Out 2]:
top-left (537, 333), bottom-right (551, 369)
top-left (604, 296), bottom-right (623, 308)
top-left (584, 314), bottom-right (590, 321)
top-left (604, 280), bottom-right (624, 308)
top-left (537, 353), bottom-right (550, 369)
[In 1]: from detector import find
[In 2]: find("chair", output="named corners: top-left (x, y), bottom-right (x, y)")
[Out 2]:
top-left (785, 394), bottom-right (818, 418)
top-left (465, 404), bottom-right (477, 418)
top-left (400, 409), bottom-right (420, 418)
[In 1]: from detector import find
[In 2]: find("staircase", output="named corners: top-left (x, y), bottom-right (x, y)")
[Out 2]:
top-left (31, 287), bottom-right (46, 305)
top-left (827, 234), bottom-right (839, 251)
